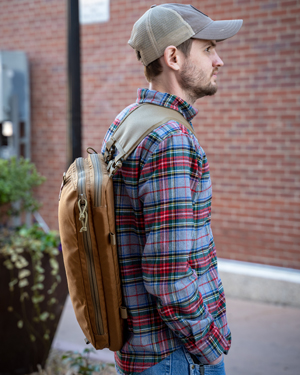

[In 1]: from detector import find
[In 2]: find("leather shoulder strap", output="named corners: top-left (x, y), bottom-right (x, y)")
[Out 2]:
top-left (105, 103), bottom-right (197, 176)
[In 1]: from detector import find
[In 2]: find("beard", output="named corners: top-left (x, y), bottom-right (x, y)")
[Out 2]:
top-left (178, 59), bottom-right (218, 103)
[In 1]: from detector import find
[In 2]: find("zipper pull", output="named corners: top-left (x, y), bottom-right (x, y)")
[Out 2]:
top-left (78, 195), bottom-right (88, 232)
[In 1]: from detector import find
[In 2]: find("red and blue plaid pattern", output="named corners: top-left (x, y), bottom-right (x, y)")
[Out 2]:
top-left (101, 89), bottom-right (231, 374)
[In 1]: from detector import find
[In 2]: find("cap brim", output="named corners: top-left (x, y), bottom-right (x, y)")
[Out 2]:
top-left (193, 19), bottom-right (243, 42)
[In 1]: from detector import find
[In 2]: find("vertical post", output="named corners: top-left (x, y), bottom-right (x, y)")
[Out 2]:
top-left (11, 95), bottom-right (21, 227)
top-left (67, 0), bottom-right (82, 166)
top-left (11, 95), bottom-right (19, 158)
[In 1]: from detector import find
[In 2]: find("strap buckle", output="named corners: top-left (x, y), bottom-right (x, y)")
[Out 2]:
top-left (107, 159), bottom-right (122, 178)
top-left (104, 138), bottom-right (116, 163)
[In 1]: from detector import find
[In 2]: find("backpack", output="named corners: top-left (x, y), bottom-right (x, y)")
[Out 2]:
top-left (58, 103), bottom-right (196, 351)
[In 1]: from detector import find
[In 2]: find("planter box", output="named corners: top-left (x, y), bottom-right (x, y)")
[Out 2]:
top-left (0, 250), bottom-right (68, 374)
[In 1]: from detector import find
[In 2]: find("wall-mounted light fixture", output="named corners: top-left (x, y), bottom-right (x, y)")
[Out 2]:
top-left (2, 120), bottom-right (13, 137)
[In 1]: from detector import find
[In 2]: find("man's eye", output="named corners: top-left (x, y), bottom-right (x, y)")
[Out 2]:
top-left (205, 47), bottom-right (211, 52)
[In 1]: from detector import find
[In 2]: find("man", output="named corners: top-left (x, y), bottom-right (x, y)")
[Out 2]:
top-left (102, 4), bottom-right (242, 375)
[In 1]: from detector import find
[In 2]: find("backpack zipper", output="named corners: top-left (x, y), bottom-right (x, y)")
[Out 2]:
top-left (76, 158), bottom-right (104, 336)
top-left (90, 154), bottom-right (102, 207)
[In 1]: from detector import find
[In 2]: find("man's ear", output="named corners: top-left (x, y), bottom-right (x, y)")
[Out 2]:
top-left (162, 46), bottom-right (183, 71)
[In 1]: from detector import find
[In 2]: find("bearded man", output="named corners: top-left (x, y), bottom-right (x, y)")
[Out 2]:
top-left (101, 4), bottom-right (243, 375)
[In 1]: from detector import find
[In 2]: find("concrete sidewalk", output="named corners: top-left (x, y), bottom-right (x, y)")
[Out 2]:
top-left (224, 298), bottom-right (300, 375)
top-left (51, 295), bottom-right (300, 375)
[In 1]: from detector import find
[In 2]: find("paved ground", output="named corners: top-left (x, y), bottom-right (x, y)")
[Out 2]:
top-left (224, 298), bottom-right (300, 375)
top-left (52, 295), bottom-right (300, 375)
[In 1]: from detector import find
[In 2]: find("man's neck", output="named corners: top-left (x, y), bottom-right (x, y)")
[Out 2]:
top-left (149, 78), bottom-right (195, 105)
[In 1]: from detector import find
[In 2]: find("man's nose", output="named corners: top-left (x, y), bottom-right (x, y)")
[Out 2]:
top-left (214, 52), bottom-right (224, 67)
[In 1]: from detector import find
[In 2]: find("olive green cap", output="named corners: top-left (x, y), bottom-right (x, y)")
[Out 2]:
top-left (128, 3), bottom-right (243, 66)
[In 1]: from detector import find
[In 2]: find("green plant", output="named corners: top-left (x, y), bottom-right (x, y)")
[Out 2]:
top-left (0, 224), bottom-right (61, 343)
top-left (61, 348), bottom-right (114, 375)
top-left (0, 157), bottom-right (68, 373)
top-left (0, 156), bottom-right (45, 218)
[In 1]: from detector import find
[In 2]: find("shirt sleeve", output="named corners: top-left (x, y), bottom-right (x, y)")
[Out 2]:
top-left (138, 130), bottom-right (230, 364)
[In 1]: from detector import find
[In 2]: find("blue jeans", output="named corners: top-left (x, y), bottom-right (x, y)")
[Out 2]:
top-left (116, 347), bottom-right (226, 375)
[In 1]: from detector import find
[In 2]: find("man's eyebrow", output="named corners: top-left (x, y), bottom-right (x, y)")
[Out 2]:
top-left (203, 40), bottom-right (216, 48)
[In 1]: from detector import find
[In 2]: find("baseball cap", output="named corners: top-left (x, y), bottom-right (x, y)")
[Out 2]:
top-left (128, 3), bottom-right (243, 66)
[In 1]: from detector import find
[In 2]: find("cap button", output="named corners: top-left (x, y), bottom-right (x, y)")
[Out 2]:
top-left (150, 4), bottom-right (157, 8)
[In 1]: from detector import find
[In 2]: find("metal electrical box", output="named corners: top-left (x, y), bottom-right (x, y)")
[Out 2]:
top-left (0, 50), bottom-right (30, 159)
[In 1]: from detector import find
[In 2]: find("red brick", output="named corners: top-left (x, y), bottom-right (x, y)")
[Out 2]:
top-left (0, 0), bottom-right (299, 269)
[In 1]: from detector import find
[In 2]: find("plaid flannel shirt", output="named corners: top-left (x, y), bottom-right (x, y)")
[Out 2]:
top-left (101, 89), bottom-right (231, 374)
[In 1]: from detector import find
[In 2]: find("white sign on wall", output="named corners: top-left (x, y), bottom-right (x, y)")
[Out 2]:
top-left (79, 0), bottom-right (110, 24)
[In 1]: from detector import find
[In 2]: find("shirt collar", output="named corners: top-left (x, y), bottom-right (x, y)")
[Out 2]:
top-left (136, 88), bottom-right (198, 122)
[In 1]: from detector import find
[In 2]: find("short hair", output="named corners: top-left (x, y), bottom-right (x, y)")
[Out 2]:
top-left (136, 38), bottom-right (193, 82)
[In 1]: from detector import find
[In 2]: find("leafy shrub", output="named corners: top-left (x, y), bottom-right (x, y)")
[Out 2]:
top-left (0, 224), bottom-right (61, 342)
top-left (61, 348), bottom-right (115, 375)
top-left (0, 156), bottom-right (45, 217)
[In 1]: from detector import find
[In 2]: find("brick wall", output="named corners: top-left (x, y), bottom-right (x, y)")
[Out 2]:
top-left (0, 0), bottom-right (67, 228)
top-left (0, 0), bottom-right (299, 269)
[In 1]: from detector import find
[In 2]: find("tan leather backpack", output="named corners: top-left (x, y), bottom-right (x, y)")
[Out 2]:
top-left (58, 104), bottom-right (196, 351)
